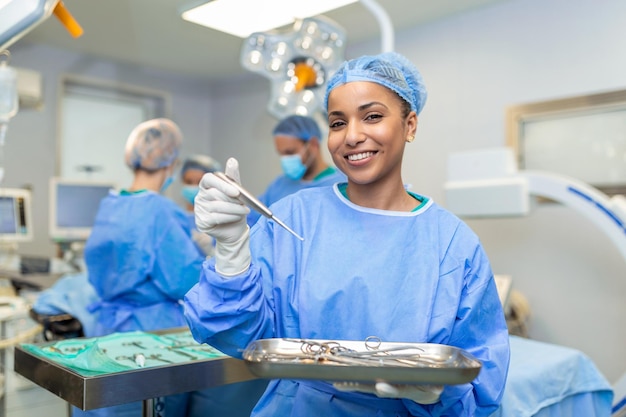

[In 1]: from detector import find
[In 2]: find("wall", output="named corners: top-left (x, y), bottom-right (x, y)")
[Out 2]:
top-left (4, 43), bottom-right (214, 257)
top-left (209, 0), bottom-right (626, 383)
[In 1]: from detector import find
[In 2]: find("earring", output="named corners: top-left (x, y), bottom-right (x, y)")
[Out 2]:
top-left (406, 135), bottom-right (415, 143)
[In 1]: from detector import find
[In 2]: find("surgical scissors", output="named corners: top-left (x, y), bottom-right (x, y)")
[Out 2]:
top-left (214, 171), bottom-right (304, 241)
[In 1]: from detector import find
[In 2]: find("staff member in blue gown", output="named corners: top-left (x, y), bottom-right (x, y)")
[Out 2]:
top-left (246, 114), bottom-right (346, 227)
top-left (180, 154), bottom-right (223, 257)
top-left (184, 52), bottom-right (510, 416)
top-left (76, 118), bottom-right (204, 417)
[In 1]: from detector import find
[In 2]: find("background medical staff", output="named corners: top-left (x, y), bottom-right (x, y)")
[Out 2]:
top-left (180, 154), bottom-right (222, 257)
top-left (77, 118), bottom-right (205, 417)
top-left (246, 114), bottom-right (346, 226)
top-left (181, 154), bottom-right (222, 211)
top-left (185, 52), bottom-right (510, 416)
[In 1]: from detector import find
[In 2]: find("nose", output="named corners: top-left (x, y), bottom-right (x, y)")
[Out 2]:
top-left (345, 121), bottom-right (365, 147)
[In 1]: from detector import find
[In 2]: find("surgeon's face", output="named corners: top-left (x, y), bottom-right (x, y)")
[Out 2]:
top-left (327, 81), bottom-right (416, 187)
top-left (274, 135), bottom-right (308, 159)
top-left (182, 168), bottom-right (206, 186)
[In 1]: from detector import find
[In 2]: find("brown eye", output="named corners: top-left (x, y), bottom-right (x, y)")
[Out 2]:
top-left (365, 113), bottom-right (383, 122)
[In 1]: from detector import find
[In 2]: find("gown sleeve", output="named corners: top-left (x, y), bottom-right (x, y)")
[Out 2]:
top-left (184, 224), bottom-right (275, 357)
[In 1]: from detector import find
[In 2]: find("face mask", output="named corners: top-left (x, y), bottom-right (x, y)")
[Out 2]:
top-left (181, 185), bottom-right (199, 205)
top-left (280, 154), bottom-right (307, 180)
top-left (160, 175), bottom-right (175, 193)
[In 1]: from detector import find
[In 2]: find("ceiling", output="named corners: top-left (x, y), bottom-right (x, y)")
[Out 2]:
top-left (18, 0), bottom-right (508, 81)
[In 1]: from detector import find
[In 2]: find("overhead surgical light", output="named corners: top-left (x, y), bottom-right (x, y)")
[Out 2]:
top-left (181, 0), bottom-right (358, 38)
top-left (240, 16), bottom-right (347, 119)
top-left (0, 0), bottom-right (83, 51)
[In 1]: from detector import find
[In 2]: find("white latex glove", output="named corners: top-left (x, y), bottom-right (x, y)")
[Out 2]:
top-left (333, 381), bottom-right (443, 405)
top-left (191, 229), bottom-right (215, 257)
top-left (195, 157), bottom-right (251, 276)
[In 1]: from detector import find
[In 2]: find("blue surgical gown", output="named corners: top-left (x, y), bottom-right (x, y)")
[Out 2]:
top-left (184, 184), bottom-right (510, 417)
top-left (85, 190), bottom-right (204, 336)
top-left (246, 168), bottom-right (346, 226)
top-left (76, 190), bottom-right (207, 417)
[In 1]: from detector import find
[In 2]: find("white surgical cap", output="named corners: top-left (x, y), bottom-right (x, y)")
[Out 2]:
top-left (124, 118), bottom-right (182, 171)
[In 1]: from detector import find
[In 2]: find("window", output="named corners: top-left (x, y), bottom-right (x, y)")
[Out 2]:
top-left (58, 75), bottom-right (171, 188)
top-left (506, 89), bottom-right (626, 196)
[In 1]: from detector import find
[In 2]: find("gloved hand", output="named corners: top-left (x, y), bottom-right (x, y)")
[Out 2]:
top-left (195, 157), bottom-right (251, 276)
top-left (191, 229), bottom-right (216, 257)
top-left (333, 381), bottom-right (443, 405)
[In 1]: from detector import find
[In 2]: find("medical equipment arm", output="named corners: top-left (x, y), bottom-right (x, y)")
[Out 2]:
top-left (195, 158), bottom-right (251, 276)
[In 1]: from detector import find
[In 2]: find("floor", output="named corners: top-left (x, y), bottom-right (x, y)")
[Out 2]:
top-left (3, 381), bottom-right (68, 417)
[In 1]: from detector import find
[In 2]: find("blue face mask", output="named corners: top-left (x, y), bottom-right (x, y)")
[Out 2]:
top-left (160, 175), bottom-right (175, 193)
top-left (280, 154), bottom-right (307, 181)
top-left (181, 185), bottom-right (199, 205)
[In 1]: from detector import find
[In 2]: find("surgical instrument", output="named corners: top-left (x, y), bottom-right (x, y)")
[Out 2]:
top-left (214, 171), bottom-right (304, 241)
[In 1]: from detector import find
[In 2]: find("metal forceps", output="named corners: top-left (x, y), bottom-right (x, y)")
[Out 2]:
top-left (213, 171), bottom-right (304, 241)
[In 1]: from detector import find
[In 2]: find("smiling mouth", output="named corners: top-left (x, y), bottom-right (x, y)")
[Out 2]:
top-left (347, 151), bottom-right (376, 161)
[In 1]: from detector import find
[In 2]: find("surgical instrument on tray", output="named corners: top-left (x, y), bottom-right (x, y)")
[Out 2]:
top-left (213, 171), bottom-right (304, 241)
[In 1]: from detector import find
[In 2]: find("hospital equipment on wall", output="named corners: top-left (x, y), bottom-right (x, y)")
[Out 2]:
top-left (444, 147), bottom-right (626, 263)
top-left (240, 0), bottom-right (394, 119)
top-left (214, 172), bottom-right (304, 241)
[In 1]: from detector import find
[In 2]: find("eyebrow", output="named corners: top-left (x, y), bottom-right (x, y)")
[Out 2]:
top-left (328, 101), bottom-right (388, 118)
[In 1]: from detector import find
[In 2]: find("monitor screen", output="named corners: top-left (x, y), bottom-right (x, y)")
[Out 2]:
top-left (0, 188), bottom-right (33, 243)
top-left (49, 178), bottom-right (115, 242)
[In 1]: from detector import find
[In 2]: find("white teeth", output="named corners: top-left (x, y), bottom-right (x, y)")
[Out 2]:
top-left (348, 152), bottom-right (373, 161)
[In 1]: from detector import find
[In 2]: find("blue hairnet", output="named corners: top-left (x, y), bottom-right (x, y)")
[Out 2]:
top-left (272, 115), bottom-right (321, 142)
top-left (181, 155), bottom-right (222, 176)
top-left (324, 52), bottom-right (428, 115)
top-left (124, 118), bottom-right (183, 171)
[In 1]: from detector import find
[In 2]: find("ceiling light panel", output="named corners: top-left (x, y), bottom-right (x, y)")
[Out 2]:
top-left (181, 0), bottom-right (357, 38)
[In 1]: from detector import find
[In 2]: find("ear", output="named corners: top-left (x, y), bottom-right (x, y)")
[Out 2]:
top-left (406, 111), bottom-right (418, 137)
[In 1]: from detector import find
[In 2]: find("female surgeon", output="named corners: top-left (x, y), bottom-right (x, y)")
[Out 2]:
top-left (184, 52), bottom-right (510, 416)
top-left (78, 118), bottom-right (204, 417)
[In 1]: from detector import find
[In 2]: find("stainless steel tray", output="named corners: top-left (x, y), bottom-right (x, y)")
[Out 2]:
top-left (243, 338), bottom-right (481, 385)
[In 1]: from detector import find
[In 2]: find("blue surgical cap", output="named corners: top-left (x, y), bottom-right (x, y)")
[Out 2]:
top-left (324, 52), bottom-right (428, 115)
top-left (272, 115), bottom-right (321, 142)
top-left (124, 118), bottom-right (183, 171)
top-left (181, 155), bottom-right (222, 176)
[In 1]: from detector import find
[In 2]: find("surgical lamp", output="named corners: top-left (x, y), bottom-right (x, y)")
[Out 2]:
top-left (0, 0), bottom-right (83, 51)
top-left (239, 0), bottom-right (395, 119)
top-left (240, 16), bottom-right (347, 119)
